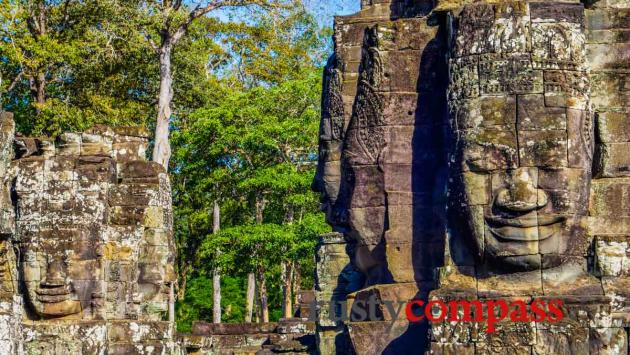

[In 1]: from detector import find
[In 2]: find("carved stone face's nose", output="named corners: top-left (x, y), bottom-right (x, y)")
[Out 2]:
top-left (42, 258), bottom-right (68, 287)
top-left (139, 263), bottom-right (163, 284)
top-left (495, 169), bottom-right (548, 213)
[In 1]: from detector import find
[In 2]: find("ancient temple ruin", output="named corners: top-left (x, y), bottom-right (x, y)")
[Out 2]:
top-left (0, 0), bottom-right (627, 354)
top-left (313, 0), bottom-right (630, 353)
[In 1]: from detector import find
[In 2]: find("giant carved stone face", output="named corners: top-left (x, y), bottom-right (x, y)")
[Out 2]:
top-left (314, 22), bottom-right (449, 285)
top-left (449, 2), bottom-right (593, 272)
top-left (14, 147), bottom-right (111, 319)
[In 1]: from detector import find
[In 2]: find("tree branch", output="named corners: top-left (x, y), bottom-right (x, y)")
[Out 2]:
top-left (170, 1), bottom-right (219, 45)
top-left (60, 0), bottom-right (72, 30)
top-left (171, 0), bottom-right (270, 45)
top-left (144, 32), bottom-right (160, 54)
top-left (6, 71), bottom-right (24, 94)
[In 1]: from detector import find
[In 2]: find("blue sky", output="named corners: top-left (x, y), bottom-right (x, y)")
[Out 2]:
top-left (213, 1), bottom-right (360, 28)
top-left (305, 0), bottom-right (360, 27)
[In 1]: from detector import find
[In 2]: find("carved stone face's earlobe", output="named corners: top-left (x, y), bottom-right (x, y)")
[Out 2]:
top-left (0, 239), bottom-right (16, 298)
top-left (136, 240), bottom-right (168, 304)
top-left (315, 55), bottom-right (347, 231)
top-left (0, 114), bottom-right (15, 239)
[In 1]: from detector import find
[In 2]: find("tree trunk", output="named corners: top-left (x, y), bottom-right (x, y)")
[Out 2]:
top-left (177, 264), bottom-right (190, 299)
top-left (212, 200), bottom-right (221, 323)
top-left (212, 200), bottom-right (220, 234)
top-left (285, 207), bottom-right (294, 225)
top-left (255, 192), bottom-right (266, 224)
top-left (177, 265), bottom-right (190, 300)
top-left (27, 1), bottom-right (47, 115)
top-left (282, 261), bottom-right (293, 318)
top-left (212, 269), bottom-right (221, 323)
top-left (248, 193), bottom-right (266, 323)
top-left (293, 267), bottom-right (301, 312)
top-left (153, 44), bottom-right (173, 170)
top-left (35, 73), bottom-right (45, 106)
top-left (245, 273), bottom-right (256, 323)
top-left (282, 206), bottom-right (294, 318)
top-left (257, 271), bottom-right (269, 323)
top-left (177, 218), bottom-right (194, 300)
top-left (29, 73), bottom-right (46, 114)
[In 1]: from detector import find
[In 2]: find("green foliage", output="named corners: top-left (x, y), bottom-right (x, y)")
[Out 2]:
top-left (179, 212), bottom-right (326, 327)
top-left (171, 65), bottom-right (326, 274)
top-left (171, 5), bottom-right (330, 323)
top-left (176, 275), bottom-right (247, 332)
top-left (197, 213), bottom-right (327, 274)
top-left (0, 0), bottom-right (158, 136)
top-left (0, 1), bottom-right (228, 137)
top-left (219, 5), bottom-right (330, 86)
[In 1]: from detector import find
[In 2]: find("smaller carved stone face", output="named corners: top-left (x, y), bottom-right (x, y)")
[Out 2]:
top-left (329, 30), bottom-right (391, 283)
top-left (313, 51), bottom-right (391, 282)
top-left (315, 23), bottom-right (449, 285)
top-left (21, 229), bottom-right (101, 318)
top-left (136, 229), bottom-right (174, 306)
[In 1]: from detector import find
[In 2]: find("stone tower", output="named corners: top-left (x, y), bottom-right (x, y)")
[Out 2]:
top-left (313, 0), bottom-right (630, 353)
top-left (0, 113), bottom-right (178, 353)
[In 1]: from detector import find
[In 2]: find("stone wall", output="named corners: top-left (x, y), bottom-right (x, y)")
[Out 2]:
top-left (314, 233), bottom-right (361, 354)
top-left (181, 319), bottom-right (316, 354)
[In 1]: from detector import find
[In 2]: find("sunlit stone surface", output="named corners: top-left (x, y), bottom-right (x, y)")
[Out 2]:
top-left (314, 0), bottom-right (630, 354)
top-left (0, 0), bottom-right (628, 353)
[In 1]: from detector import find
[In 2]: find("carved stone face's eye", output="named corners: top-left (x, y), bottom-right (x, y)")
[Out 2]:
top-left (461, 130), bottom-right (518, 172)
top-left (464, 152), bottom-right (487, 172)
top-left (518, 131), bottom-right (569, 168)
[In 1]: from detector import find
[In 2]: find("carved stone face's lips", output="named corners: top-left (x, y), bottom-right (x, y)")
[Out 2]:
top-left (485, 214), bottom-right (566, 242)
top-left (485, 214), bottom-right (566, 228)
top-left (36, 286), bottom-right (71, 303)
